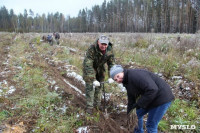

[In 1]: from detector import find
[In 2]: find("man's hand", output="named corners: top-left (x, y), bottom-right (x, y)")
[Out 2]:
top-left (127, 103), bottom-right (139, 116)
top-left (93, 80), bottom-right (100, 87)
top-left (108, 78), bottom-right (114, 84)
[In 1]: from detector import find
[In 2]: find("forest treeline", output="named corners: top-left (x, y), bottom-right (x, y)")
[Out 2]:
top-left (0, 0), bottom-right (200, 33)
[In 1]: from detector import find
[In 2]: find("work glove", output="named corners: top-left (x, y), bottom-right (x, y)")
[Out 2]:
top-left (93, 80), bottom-right (100, 87)
top-left (108, 78), bottom-right (114, 84)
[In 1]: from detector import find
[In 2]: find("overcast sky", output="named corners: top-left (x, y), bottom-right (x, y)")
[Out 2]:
top-left (1, 0), bottom-right (110, 17)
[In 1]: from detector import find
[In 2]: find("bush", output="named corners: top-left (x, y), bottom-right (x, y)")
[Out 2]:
top-left (161, 56), bottom-right (178, 78)
top-left (135, 39), bottom-right (149, 48)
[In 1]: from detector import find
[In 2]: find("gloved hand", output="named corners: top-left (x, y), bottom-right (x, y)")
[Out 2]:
top-left (93, 80), bottom-right (100, 87)
top-left (108, 78), bottom-right (114, 84)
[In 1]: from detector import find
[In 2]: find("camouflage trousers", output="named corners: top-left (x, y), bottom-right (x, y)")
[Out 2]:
top-left (85, 82), bottom-right (102, 109)
top-left (85, 70), bottom-right (105, 109)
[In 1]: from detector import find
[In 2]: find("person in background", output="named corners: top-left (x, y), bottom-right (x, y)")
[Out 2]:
top-left (47, 34), bottom-right (53, 45)
top-left (42, 35), bottom-right (47, 42)
top-left (110, 65), bottom-right (174, 133)
top-left (53, 32), bottom-right (60, 45)
top-left (83, 35), bottom-right (115, 114)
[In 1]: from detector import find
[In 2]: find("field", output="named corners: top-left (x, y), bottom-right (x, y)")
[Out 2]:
top-left (0, 32), bottom-right (199, 132)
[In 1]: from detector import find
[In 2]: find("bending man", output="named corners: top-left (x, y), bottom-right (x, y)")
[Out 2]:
top-left (110, 65), bottom-right (174, 133)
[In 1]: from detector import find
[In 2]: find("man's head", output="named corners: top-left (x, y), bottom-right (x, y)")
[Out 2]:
top-left (110, 65), bottom-right (124, 83)
top-left (98, 35), bottom-right (109, 51)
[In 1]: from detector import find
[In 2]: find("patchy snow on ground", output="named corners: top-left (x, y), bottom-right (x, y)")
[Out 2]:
top-left (0, 71), bottom-right (10, 77)
top-left (172, 76), bottom-right (182, 80)
top-left (117, 84), bottom-right (126, 92)
top-left (47, 79), bottom-right (56, 86)
top-left (54, 85), bottom-right (60, 91)
top-left (0, 80), bottom-right (16, 96)
top-left (59, 104), bottom-right (68, 113)
top-left (63, 79), bottom-right (85, 96)
top-left (118, 103), bottom-right (127, 108)
top-left (67, 72), bottom-right (85, 85)
top-left (155, 72), bottom-right (163, 77)
top-left (76, 112), bottom-right (84, 118)
top-left (76, 126), bottom-right (89, 133)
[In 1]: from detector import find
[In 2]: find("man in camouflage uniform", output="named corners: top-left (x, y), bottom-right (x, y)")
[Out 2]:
top-left (83, 35), bottom-right (115, 114)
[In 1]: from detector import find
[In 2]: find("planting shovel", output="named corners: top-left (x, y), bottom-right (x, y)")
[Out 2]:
top-left (100, 81), bottom-right (108, 117)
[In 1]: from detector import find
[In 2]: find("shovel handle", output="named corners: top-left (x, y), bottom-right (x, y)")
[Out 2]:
top-left (102, 82), bottom-right (106, 111)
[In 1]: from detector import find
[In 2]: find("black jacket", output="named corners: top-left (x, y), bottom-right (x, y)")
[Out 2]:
top-left (122, 69), bottom-right (174, 114)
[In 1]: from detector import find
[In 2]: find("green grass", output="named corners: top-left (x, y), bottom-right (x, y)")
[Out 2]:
top-left (158, 99), bottom-right (200, 132)
top-left (0, 110), bottom-right (13, 124)
top-left (158, 120), bottom-right (168, 132)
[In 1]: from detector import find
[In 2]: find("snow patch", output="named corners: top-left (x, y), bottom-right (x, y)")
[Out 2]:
top-left (76, 126), bottom-right (89, 133)
top-left (67, 72), bottom-right (85, 85)
top-left (63, 79), bottom-right (85, 96)
top-left (59, 104), bottom-right (68, 113)
top-left (118, 84), bottom-right (126, 92)
top-left (0, 80), bottom-right (16, 96)
top-left (172, 76), bottom-right (182, 80)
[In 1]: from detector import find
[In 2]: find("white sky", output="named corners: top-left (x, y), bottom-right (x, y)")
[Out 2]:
top-left (1, 0), bottom-right (109, 17)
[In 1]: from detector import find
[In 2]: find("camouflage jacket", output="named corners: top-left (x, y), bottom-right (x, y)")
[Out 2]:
top-left (83, 40), bottom-right (115, 82)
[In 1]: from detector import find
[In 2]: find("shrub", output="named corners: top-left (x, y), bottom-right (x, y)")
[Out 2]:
top-left (135, 39), bottom-right (149, 48)
top-left (161, 56), bottom-right (178, 78)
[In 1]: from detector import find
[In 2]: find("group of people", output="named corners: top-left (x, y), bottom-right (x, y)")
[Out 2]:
top-left (82, 35), bottom-right (175, 133)
top-left (42, 32), bottom-right (60, 45)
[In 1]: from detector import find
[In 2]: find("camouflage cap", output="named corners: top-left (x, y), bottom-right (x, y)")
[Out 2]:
top-left (99, 35), bottom-right (109, 45)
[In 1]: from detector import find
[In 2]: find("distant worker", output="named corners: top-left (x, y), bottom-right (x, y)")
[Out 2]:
top-left (42, 35), bottom-right (47, 42)
top-left (47, 35), bottom-right (53, 45)
top-left (110, 65), bottom-right (175, 133)
top-left (83, 35), bottom-right (115, 114)
top-left (53, 32), bottom-right (60, 45)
